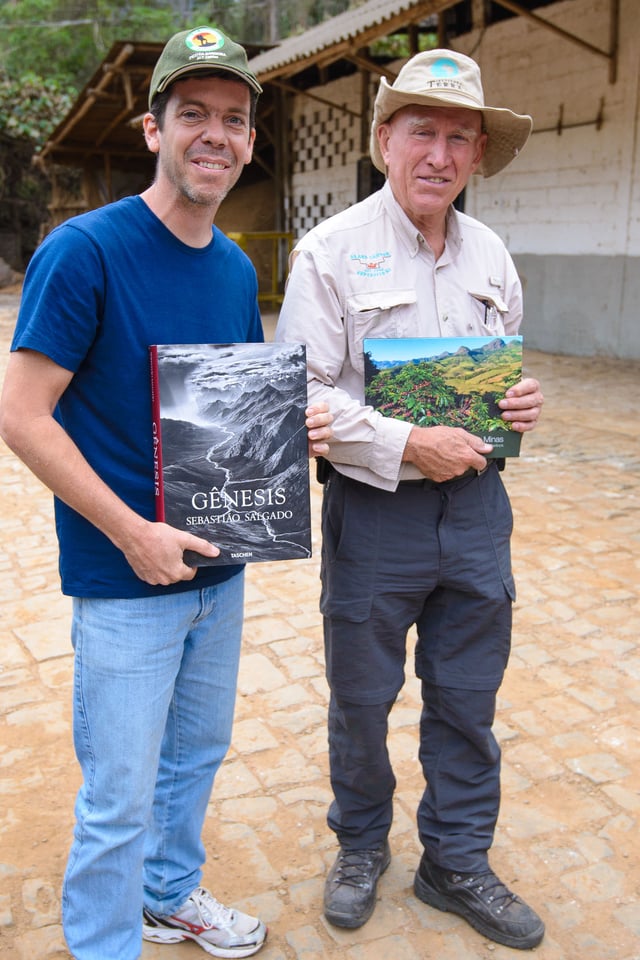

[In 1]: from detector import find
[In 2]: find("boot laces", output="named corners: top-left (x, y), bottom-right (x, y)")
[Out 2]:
top-left (334, 849), bottom-right (381, 889)
top-left (452, 870), bottom-right (519, 915)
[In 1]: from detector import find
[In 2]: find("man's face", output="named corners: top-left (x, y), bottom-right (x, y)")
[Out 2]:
top-left (144, 75), bottom-right (255, 209)
top-left (377, 105), bottom-right (487, 229)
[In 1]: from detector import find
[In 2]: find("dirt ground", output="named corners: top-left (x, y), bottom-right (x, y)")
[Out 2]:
top-left (1, 290), bottom-right (639, 960)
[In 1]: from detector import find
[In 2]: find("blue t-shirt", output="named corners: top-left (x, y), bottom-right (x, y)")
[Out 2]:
top-left (12, 196), bottom-right (264, 597)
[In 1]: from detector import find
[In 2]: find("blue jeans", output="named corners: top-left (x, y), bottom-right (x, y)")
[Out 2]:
top-left (62, 574), bottom-right (245, 960)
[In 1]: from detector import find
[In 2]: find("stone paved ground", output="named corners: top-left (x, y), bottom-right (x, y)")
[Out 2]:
top-left (0, 293), bottom-right (639, 959)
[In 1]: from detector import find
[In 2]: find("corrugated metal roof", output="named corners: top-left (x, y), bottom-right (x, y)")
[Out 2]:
top-left (248, 0), bottom-right (454, 80)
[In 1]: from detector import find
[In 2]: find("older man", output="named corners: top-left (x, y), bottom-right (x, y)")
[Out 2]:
top-left (276, 49), bottom-right (544, 950)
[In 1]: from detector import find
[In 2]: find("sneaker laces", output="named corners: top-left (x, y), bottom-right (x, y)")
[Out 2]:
top-left (452, 870), bottom-right (519, 915)
top-left (184, 887), bottom-right (236, 929)
top-left (333, 850), bottom-right (382, 889)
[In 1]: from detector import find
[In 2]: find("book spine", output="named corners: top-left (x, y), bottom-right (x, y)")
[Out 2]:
top-left (149, 345), bottom-right (166, 522)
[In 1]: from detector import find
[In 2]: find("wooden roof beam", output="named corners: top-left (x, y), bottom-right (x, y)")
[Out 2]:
top-left (341, 50), bottom-right (399, 80)
top-left (270, 78), bottom-right (362, 119)
top-left (39, 43), bottom-right (135, 161)
top-left (492, 0), bottom-right (619, 83)
top-left (93, 75), bottom-right (148, 149)
top-left (84, 89), bottom-right (123, 102)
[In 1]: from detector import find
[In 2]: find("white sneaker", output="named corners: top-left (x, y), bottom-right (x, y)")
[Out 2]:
top-left (142, 886), bottom-right (267, 958)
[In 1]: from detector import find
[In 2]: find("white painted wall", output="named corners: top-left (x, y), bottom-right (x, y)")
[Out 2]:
top-left (462, 0), bottom-right (640, 259)
top-left (286, 0), bottom-right (640, 357)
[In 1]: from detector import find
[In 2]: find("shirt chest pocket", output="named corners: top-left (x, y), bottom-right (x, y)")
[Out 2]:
top-left (469, 291), bottom-right (509, 335)
top-left (345, 289), bottom-right (417, 375)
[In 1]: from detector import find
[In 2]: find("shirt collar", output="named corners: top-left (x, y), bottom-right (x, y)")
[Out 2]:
top-left (380, 179), bottom-right (463, 261)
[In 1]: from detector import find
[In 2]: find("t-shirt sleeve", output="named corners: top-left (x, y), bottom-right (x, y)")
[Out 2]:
top-left (12, 223), bottom-right (105, 373)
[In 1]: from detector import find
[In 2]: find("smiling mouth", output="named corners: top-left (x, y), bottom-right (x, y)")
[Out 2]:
top-left (194, 159), bottom-right (229, 170)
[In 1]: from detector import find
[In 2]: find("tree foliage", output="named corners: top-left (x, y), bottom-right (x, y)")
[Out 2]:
top-left (0, 70), bottom-right (74, 147)
top-left (0, 0), bottom-right (191, 148)
top-left (0, 1), bottom-right (195, 89)
top-left (0, 0), bottom-right (357, 148)
top-left (0, 0), bottom-right (361, 267)
top-left (208, 0), bottom-right (351, 45)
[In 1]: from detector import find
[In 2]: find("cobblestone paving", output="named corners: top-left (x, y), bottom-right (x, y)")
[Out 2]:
top-left (1, 294), bottom-right (639, 959)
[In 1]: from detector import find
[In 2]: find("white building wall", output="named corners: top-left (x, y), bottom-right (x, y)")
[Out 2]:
top-left (286, 0), bottom-right (640, 357)
top-left (462, 0), bottom-right (640, 259)
top-left (459, 0), bottom-right (640, 358)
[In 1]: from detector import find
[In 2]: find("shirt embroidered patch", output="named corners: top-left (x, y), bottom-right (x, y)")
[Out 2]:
top-left (350, 252), bottom-right (392, 277)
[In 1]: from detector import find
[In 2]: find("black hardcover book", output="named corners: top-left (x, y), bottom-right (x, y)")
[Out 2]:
top-left (364, 335), bottom-right (523, 458)
top-left (150, 341), bottom-right (312, 566)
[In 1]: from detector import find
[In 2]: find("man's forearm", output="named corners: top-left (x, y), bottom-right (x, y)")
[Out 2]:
top-left (1, 411), bottom-right (146, 552)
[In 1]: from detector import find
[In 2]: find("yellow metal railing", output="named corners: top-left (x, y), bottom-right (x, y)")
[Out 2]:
top-left (228, 231), bottom-right (294, 307)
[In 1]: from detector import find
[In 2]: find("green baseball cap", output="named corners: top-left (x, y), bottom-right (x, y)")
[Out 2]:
top-left (149, 26), bottom-right (262, 108)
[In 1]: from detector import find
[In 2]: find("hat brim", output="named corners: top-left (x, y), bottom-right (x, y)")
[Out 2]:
top-left (369, 82), bottom-right (532, 178)
top-left (155, 62), bottom-right (263, 98)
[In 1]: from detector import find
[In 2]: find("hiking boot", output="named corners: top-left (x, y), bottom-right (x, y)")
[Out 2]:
top-left (414, 852), bottom-right (544, 950)
top-left (323, 841), bottom-right (391, 928)
top-left (142, 886), bottom-right (267, 958)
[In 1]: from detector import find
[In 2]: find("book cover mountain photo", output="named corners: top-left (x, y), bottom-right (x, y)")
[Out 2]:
top-left (364, 336), bottom-right (523, 458)
top-left (150, 342), bottom-right (312, 566)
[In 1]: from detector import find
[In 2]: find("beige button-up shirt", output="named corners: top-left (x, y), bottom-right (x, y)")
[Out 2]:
top-left (276, 181), bottom-right (524, 491)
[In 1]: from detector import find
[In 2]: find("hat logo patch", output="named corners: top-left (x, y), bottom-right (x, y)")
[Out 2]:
top-left (185, 28), bottom-right (224, 52)
top-left (430, 58), bottom-right (459, 78)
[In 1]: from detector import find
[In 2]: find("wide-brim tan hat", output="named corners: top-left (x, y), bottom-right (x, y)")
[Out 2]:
top-left (370, 49), bottom-right (532, 178)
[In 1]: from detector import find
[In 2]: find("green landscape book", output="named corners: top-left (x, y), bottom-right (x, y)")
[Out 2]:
top-left (363, 336), bottom-right (523, 458)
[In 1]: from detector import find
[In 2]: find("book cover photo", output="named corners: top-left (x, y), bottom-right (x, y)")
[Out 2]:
top-left (150, 341), bottom-right (312, 566)
top-left (363, 335), bottom-right (523, 458)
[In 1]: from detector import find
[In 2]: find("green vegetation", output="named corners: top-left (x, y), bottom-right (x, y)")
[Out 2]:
top-left (0, 0), bottom-right (358, 149)
top-left (0, 71), bottom-right (74, 146)
top-left (370, 30), bottom-right (438, 59)
top-left (0, 0), bottom-right (431, 268)
top-left (0, 0), bottom-right (355, 267)
top-left (0, 1), bottom-right (197, 148)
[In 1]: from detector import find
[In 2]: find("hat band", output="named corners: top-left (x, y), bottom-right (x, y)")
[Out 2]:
top-left (396, 86), bottom-right (484, 110)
